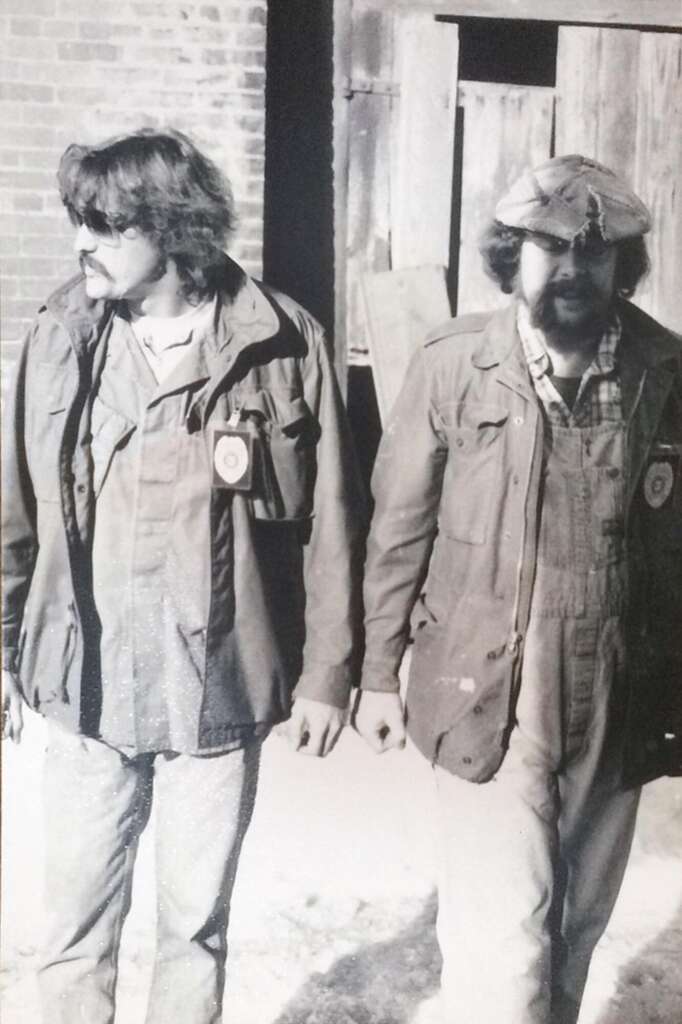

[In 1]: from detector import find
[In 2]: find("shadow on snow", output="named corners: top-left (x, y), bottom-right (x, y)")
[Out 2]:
top-left (272, 892), bottom-right (440, 1024)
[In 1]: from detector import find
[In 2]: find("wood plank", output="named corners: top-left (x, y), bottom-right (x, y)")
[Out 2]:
top-left (456, 82), bottom-right (553, 315)
top-left (633, 32), bottom-right (682, 329)
top-left (391, 16), bottom-right (459, 269)
top-left (361, 265), bottom-right (451, 422)
top-left (345, 6), bottom-right (395, 364)
top-left (556, 27), bottom-right (682, 330)
top-left (555, 27), bottom-right (641, 183)
top-left (356, 0), bottom-right (682, 29)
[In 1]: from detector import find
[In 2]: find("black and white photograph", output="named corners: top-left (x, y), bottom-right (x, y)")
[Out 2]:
top-left (1, 3), bottom-right (681, 1023)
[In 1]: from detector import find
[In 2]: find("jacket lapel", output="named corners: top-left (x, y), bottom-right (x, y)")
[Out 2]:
top-left (471, 303), bottom-right (537, 405)
top-left (620, 302), bottom-right (680, 507)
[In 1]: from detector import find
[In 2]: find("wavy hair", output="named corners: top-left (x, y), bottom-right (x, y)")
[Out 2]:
top-left (58, 128), bottom-right (237, 300)
top-left (478, 221), bottom-right (650, 299)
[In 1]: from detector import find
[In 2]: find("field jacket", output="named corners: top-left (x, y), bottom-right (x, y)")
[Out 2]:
top-left (2, 260), bottom-right (365, 747)
top-left (361, 300), bottom-right (682, 787)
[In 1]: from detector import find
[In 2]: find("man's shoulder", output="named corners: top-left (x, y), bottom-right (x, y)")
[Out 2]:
top-left (258, 282), bottom-right (326, 343)
top-left (619, 300), bottom-right (682, 365)
top-left (423, 311), bottom-right (494, 348)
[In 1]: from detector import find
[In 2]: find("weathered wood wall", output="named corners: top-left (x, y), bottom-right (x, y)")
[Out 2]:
top-left (456, 82), bottom-right (553, 314)
top-left (556, 26), bottom-right (682, 329)
top-left (357, 0), bottom-right (682, 28)
top-left (345, 8), bottom-right (396, 361)
top-left (338, 2), bottom-right (682, 381)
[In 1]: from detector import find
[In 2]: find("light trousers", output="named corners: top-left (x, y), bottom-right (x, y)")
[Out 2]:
top-left (433, 596), bottom-right (640, 1024)
top-left (38, 722), bottom-right (260, 1024)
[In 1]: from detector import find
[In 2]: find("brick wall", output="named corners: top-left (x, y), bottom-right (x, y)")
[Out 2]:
top-left (0, 0), bottom-right (267, 372)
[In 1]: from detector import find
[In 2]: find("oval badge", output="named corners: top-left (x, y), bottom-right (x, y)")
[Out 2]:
top-left (214, 434), bottom-right (250, 486)
top-left (643, 460), bottom-right (674, 509)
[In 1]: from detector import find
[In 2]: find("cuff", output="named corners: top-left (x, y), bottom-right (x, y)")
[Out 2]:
top-left (359, 664), bottom-right (402, 693)
top-left (293, 664), bottom-right (352, 709)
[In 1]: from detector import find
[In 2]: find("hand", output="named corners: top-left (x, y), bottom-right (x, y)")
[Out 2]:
top-left (2, 669), bottom-right (24, 744)
top-left (284, 697), bottom-right (346, 757)
top-left (353, 690), bottom-right (406, 753)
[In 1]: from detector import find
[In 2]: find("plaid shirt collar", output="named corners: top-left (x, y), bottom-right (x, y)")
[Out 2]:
top-left (516, 303), bottom-right (622, 425)
top-left (516, 302), bottom-right (621, 383)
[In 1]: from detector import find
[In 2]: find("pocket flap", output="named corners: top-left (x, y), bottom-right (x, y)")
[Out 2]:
top-left (239, 389), bottom-right (315, 434)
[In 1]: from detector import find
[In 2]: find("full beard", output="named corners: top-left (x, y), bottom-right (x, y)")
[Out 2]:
top-left (524, 278), bottom-right (613, 342)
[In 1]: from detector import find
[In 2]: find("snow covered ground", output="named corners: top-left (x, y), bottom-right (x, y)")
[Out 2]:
top-left (2, 708), bottom-right (681, 1023)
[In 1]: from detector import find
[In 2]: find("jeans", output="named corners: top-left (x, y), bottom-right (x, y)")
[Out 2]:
top-left (38, 722), bottom-right (260, 1024)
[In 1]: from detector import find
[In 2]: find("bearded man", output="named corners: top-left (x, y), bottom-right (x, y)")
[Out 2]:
top-left (355, 155), bottom-right (682, 1024)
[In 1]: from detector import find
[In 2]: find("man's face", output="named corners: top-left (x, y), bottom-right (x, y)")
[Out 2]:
top-left (516, 233), bottom-right (618, 336)
top-left (74, 218), bottom-right (167, 303)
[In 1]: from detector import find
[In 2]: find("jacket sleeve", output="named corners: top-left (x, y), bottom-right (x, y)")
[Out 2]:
top-left (1, 327), bottom-right (39, 671)
top-left (361, 346), bottom-right (448, 693)
top-left (292, 324), bottom-right (367, 708)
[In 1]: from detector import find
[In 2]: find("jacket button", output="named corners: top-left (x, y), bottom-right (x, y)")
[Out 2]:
top-left (76, 484), bottom-right (87, 494)
top-left (462, 756), bottom-right (472, 765)
top-left (473, 704), bottom-right (483, 715)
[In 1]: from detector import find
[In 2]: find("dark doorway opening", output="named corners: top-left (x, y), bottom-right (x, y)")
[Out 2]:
top-left (263, 2), bottom-right (335, 336)
top-left (440, 16), bottom-right (558, 86)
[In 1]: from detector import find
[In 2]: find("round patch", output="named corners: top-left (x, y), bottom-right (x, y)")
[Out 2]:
top-left (643, 460), bottom-right (674, 509)
top-left (214, 434), bottom-right (249, 485)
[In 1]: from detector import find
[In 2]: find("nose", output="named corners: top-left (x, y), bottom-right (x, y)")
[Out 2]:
top-left (556, 245), bottom-right (583, 276)
top-left (74, 221), bottom-right (96, 254)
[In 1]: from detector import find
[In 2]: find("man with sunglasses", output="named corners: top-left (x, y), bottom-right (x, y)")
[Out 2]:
top-left (355, 155), bottom-right (682, 1024)
top-left (1, 128), bottom-right (363, 1023)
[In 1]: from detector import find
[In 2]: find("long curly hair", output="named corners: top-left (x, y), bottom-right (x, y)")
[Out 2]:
top-left (478, 221), bottom-right (650, 299)
top-left (58, 128), bottom-right (237, 300)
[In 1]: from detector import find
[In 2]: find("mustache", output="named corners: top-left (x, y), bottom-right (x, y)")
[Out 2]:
top-left (79, 254), bottom-right (111, 278)
top-left (545, 277), bottom-right (599, 301)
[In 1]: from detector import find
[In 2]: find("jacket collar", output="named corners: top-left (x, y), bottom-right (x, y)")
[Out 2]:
top-left (617, 299), bottom-right (681, 369)
top-left (470, 298), bottom-right (680, 401)
top-left (44, 256), bottom-right (282, 367)
top-left (470, 298), bottom-right (681, 372)
top-left (470, 303), bottom-right (536, 401)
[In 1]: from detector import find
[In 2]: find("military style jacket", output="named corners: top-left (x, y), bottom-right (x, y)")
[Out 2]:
top-left (2, 260), bottom-right (365, 750)
top-left (361, 300), bottom-right (682, 787)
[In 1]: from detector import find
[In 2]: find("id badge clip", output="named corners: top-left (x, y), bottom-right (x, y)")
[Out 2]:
top-left (212, 408), bottom-right (254, 491)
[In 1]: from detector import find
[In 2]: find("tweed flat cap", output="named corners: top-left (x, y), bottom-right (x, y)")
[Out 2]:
top-left (495, 155), bottom-right (651, 242)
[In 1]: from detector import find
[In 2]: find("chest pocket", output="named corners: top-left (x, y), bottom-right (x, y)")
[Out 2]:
top-left (90, 398), bottom-right (136, 497)
top-left (237, 387), bottom-right (319, 521)
top-left (439, 403), bottom-right (509, 545)
top-left (28, 362), bottom-right (71, 502)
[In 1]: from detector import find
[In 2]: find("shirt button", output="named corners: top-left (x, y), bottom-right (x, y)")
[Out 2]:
top-left (513, 416), bottom-right (523, 426)
top-left (76, 484), bottom-right (87, 494)
top-left (456, 437), bottom-right (464, 448)
top-left (473, 704), bottom-right (483, 715)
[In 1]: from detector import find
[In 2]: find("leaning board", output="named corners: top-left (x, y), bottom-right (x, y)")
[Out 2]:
top-left (361, 264), bottom-right (452, 424)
